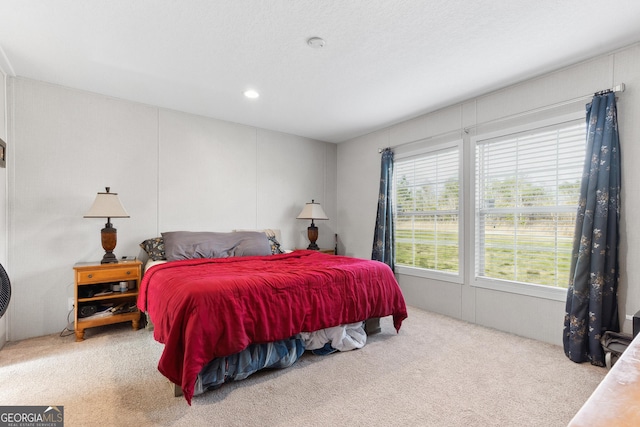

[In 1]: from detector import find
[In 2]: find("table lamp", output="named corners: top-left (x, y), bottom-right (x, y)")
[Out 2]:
top-left (84, 187), bottom-right (130, 263)
top-left (296, 200), bottom-right (328, 250)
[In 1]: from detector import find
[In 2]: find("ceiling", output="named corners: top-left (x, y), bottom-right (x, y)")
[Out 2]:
top-left (1, 1), bottom-right (640, 143)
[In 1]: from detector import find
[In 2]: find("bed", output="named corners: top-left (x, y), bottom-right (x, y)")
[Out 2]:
top-left (137, 230), bottom-right (408, 404)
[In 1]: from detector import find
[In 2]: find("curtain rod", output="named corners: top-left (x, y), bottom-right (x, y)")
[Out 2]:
top-left (378, 82), bottom-right (626, 153)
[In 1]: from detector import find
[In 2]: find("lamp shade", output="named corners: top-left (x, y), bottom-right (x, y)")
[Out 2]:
top-left (296, 200), bottom-right (328, 220)
top-left (84, 187), bottom-right (129, 219)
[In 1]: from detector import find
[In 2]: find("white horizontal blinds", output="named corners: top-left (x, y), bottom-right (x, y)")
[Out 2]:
top-left (475, 120), bottom-right (586, 287)
top-left (395, 146), bottom-right (459, 273)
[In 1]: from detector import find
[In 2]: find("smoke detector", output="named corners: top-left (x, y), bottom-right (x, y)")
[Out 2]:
top-left (307, 37), bottom-right (326, 48)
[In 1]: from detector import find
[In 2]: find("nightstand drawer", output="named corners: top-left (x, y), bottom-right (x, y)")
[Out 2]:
top-left (76, 266), bottom-right (139, 284)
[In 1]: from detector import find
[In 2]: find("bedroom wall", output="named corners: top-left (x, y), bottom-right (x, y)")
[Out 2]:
top-left (337, 42), bottom-right (640, 346)
top-left (6, 78), bottom-right (337, 341)
top-left (0, 68), bottom-right (7, 349)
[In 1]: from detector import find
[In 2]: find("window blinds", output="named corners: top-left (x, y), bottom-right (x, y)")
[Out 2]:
top-left (395, 146), bottom-right (460, 273)
top-left (475, 120), bottom-right (586, 287)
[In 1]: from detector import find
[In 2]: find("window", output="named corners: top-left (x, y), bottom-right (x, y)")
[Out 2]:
top-left (394, 142), bottom-right (461, 278)
top-left (474, 118), bottom-right (586, 288)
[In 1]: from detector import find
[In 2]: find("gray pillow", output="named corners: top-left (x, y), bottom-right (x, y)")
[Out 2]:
top-left (162, 231), bottom-right (272, 261)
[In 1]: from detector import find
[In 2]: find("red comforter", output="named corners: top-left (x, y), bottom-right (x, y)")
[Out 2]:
top-left (138, 250), bottom-right (407, 404)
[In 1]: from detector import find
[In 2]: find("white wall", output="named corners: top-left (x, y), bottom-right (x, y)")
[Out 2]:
top-left (7, 78), bottom-right (336, 341)
top-left (338, 42), bottom-right (640, 345)
top-left (0, 68), bottom-right (7, 348)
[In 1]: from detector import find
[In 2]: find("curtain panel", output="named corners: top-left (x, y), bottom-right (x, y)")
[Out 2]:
top-left (372, 148), bottom-right (395, 271)
top-left (563, 91), bottom-right (621, 366)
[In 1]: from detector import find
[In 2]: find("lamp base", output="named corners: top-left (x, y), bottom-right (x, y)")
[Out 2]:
top-left (307, 223), bottom-right (319, 250)
top-left (101, 252), bottom-right (118, 264)
top-left (100, 223), bottom-right (118, 264)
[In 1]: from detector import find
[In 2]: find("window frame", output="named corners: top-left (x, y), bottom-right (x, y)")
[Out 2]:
top-left (394, 138), bottom-right (464, 284)
top-left (469, 112), bottom-right (585, 301)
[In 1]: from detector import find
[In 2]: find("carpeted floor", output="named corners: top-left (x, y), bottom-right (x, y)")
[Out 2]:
top-left (0, 306), bottom-right (605, 426)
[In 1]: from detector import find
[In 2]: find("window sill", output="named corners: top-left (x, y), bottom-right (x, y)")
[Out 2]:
top-left (394, 268), bottom-right (570, 302)
top-left (395, 265), bottom-right (462, 284)
top-left (472, 277), bottom-right (568, 302)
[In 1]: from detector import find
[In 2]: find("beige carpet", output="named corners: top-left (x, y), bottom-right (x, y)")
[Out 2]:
top-left (0, 306), bottom-right (605, 426)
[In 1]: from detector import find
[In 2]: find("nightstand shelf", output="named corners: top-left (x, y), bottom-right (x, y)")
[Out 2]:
top-left (77, 289), bottom-right (138, 303)
top-left (73, 260), bottom-right (142, 342)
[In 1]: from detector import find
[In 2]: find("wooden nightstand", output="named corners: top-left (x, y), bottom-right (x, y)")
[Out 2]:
top-left (296, 248), bottom-right (336, 255)
top-left (73, 260), bottom-right (142, 342)
top-left (319, 248), bottom-right (336, 255)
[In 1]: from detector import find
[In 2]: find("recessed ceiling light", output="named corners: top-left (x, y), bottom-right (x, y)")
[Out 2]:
top-left (244, 89), bottom-right (260, 99)
top-left (307, 37), bottom-right (325, 48)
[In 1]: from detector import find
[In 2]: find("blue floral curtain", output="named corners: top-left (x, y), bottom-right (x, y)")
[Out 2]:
top-left (563, 91), bottom-right (621, 366)
top-left (372, 148), bottom-right (395, 271)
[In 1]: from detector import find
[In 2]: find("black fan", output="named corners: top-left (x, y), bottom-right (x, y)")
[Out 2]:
top-left (0, 263), bottom-right (10, 318)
